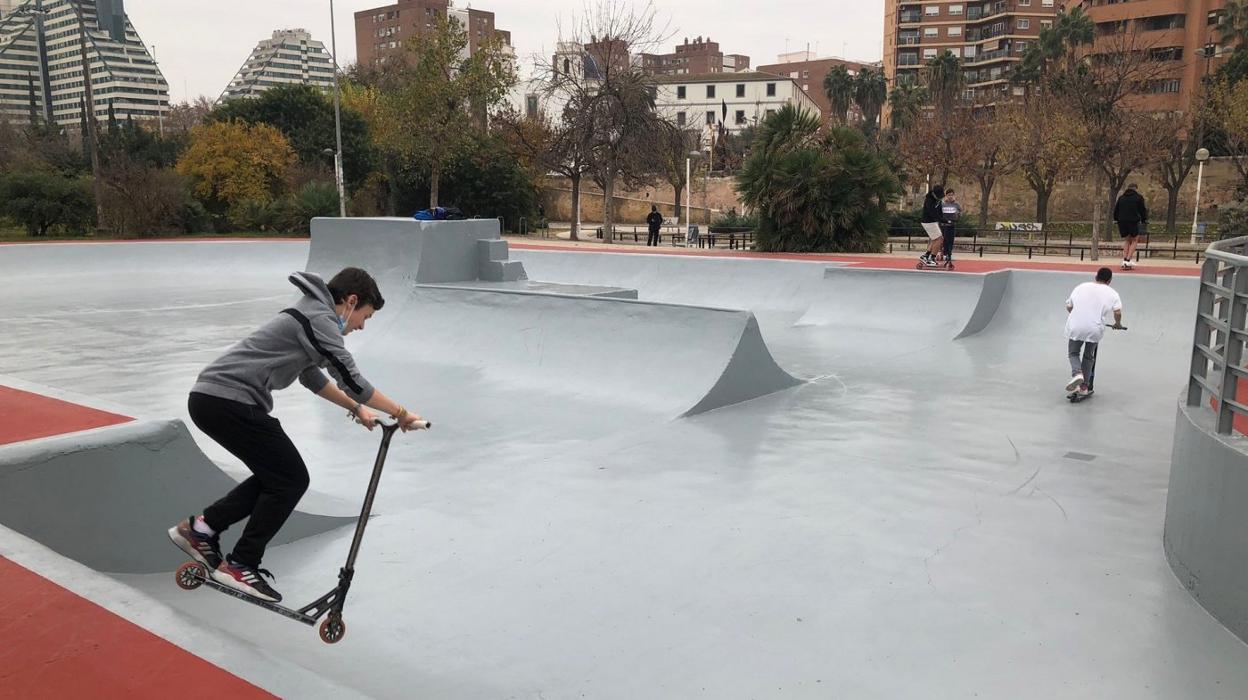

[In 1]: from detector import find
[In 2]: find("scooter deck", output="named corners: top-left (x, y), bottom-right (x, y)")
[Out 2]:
top-left (1067, 390), bottom-right (1095, 403)
top-left (179, 562), bottom-right (319, 625)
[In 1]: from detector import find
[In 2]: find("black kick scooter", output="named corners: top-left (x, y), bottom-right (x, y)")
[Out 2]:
top-left (173, 415), bottom-right (430, 644)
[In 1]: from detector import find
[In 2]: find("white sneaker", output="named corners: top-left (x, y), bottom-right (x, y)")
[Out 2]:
top-left (1066, 374), bottom-right (1085, 392)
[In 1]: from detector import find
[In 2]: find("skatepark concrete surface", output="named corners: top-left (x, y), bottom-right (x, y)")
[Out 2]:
top-left (2, 220), bottom-right (1247, 698)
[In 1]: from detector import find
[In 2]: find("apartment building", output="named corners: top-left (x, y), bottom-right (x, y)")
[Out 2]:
top-left (638, 36), bottom-right (750, 76)
top-left (883, 0), bottom-right (1059, 100)
top-left (220, 29), bottom-right (335, 102)
top-left (1075, 0), bottom-right (1231, 112)
top-left (653, 72), bottom-right (819, 134)
top-left (757, 50), bottom-right (872, 122)
top-left (0, 0), bottom-right (168, 126)
top-left (354, 0), bottom-right (510, 68)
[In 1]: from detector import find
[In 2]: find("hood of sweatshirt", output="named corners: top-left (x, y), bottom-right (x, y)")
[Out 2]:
top-left (289, 271), bottom-right (335, 311)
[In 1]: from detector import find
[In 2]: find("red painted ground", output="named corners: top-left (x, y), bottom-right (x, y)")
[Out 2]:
top-left (0, 385), bottom-right (132, 446)
top-left (509, 241), bottom-right (1203, 277)
top-left (0, 556), bottom-right (274, 699)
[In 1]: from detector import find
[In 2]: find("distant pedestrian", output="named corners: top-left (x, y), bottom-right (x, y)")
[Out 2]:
top-left (1113, 184), bottom-right (1148, 270)
top-left (919, 184), bottom-right (945, 266)
top-left (646, 205), bottom-right (663, 247)
top-left (938, 189), bottom-right (962, 263)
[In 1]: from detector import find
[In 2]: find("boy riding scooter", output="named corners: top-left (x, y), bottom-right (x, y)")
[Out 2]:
top-left (168, 267), bottom-right (426, 603)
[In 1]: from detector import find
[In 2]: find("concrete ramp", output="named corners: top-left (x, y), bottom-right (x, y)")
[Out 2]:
top-left (796, 267), bottom-right (1009, 340)
top-left (361, 286), bottom-right (801, 418)
top-left (0, 418), bottom-right (354, 574)
top-left (307, 217), bottom-right (513, 286)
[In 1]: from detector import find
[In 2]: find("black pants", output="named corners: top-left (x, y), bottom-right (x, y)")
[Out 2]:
top-left (647, 230), bottom-right (660, 246)
top-left (940, 223), bottom-right (955, 258)
top-left (189, 392), bottom-right (309, 568)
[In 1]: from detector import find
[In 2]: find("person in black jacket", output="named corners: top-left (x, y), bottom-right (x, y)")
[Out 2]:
top-left (1113, 184), bottom-right (1148, 269)
top-left (920, 185), bottom-right (945, 266)
top-left (646, 205), bottom-right (664, 247)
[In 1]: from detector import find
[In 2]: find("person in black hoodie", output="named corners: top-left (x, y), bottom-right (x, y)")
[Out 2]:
top-left (646, 205), bottom-right (664, 247)
top-left (920, 185), bottom-right (945, 266)
top-left (1113, 183), bottom-right (1148, 269)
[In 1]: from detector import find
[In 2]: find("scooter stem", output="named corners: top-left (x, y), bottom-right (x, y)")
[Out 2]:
top-left (344, 422), bottom-right (399, 571)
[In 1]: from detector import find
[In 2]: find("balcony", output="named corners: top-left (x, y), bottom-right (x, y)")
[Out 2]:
top-left (899, 11), bottom-right (921, 23)
top-left (899, 35), bottom-right (920, 45)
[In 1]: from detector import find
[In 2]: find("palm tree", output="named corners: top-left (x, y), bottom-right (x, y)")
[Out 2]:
top-left (822, 65), bottom-right (854, 125)
top-left (853, 66), bottom-right (888, 134)
top-left (1219, 0), bottom-right (1248, 43)
top-left (888, 83), bottom-right (927, 132)
top-left (923, 50), bottom-right (964, 116)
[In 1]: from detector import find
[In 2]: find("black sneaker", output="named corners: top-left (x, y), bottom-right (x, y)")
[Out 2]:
top-left (212, 556), bottom-right (282, 603)
top-left (168, 516), bottom-right (223, 569)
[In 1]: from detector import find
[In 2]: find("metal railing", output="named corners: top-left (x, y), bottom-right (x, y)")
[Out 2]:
top-left (886, 226), bottom-right (1219, 262)
top-left (1188, 236), bottom-right (1248, 434)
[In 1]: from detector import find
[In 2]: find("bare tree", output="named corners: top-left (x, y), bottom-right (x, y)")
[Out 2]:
top-left (536, 1), bottom-right (671, 243)
top-left (1152, 108), bottom-right (1204, 233)
top-left (658, 123), bottom-right (699, 222)
top-left (1056, 25), bottom-right (1173, 258)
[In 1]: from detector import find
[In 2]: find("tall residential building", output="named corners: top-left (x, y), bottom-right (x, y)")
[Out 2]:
top-left (0, 0), bottom-right (168, 126)
top-left (883, 0), bottom-right (1058, 101)
top-left (354, 0), bottom-right (510, 69)
top-left (757, 50), bottom-right (871, 122)
top-left (1075, 0), bottom-right (1231, 113)
top-left (220, 29), bottom-right (335, 102)
top-left (638, 36), bottom-right (750, 76)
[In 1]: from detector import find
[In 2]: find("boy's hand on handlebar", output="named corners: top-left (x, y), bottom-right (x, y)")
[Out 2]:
top-left (399, 412), bottom-right (430, 432)
top-left (354, 406), bottom-right (379, 430)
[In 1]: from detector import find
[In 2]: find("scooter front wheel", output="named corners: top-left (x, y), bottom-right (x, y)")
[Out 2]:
top-left (319, 613), bottom-right (346, 644)
top-left (175, 561), bottom-right (205, 590)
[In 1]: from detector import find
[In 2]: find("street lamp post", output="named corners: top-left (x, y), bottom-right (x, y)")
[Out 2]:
top-left (1192, 147), bottom-right (1211, 245)
top-left (686, 150), bottom-right (702, 247)
top-left (328, 0), bottom-right (347, 217)
top-left (151, 43), bottom-right (163, 137)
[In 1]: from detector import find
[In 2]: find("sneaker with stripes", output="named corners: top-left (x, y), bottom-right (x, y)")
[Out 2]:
top-left (212, 556), bottom-right (282, 602)
top-left (167, 516), bottom-right (223, 569)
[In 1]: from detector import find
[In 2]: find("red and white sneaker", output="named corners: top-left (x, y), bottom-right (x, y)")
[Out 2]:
top-left (212, 557), bottom-right (282, 602)
top-left (167, 516), bottom-right (223, 569)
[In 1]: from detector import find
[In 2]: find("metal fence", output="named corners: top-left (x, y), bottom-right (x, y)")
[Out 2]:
top-left (1188, 235), bottom-right (1248, 434)
top-left (887, 226), bottom-right (1227, 262)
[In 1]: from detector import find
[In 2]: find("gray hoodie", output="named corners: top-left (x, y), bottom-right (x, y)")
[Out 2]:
top-left (191, 272), bottom-right (375, 413)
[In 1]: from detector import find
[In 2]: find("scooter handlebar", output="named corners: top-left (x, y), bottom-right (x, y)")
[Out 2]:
top-left (350, 413), bottom-right (432, 431)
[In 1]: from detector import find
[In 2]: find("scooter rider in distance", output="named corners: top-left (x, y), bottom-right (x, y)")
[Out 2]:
top-left (168, 267), bottom-right (427, 603)
top-left (1064, 266), bottom-right (1125, 399)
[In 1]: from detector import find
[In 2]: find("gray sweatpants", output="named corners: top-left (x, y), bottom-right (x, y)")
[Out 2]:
top-left (1068, 339), bottom-right (1098, 385)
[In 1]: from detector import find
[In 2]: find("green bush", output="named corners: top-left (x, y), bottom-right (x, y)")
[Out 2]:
top-left (288, 181), bottom-right (340, 232)
top-left (711, 209), bottom-right (758, 228)
top-left (737, 108), bottom-right (901, 253)
top-left (888, 207), bottom-right (924, 232)
top-left (0, 171), bottom-right (94, 236)
top-left (1218, 200), bottom-right (1248, 239)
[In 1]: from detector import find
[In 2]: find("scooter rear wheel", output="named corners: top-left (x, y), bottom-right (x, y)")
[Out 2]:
top-left (319, 613), bottom-right (346, 644)
top-left (175, 561), bottom-right (205, 590)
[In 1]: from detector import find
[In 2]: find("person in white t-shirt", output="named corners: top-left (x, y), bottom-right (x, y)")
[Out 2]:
top-left (1064, 267), bottom-right (1125, 396)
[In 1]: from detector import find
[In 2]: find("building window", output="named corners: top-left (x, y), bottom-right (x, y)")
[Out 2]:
top-left (766, 109), bottom-right (776, 117)
top-left (948, 26), bottom-right (962, 37)
top-left (1017, 19), bottom-right (1030, 29)
top-left (677, 111), bottom-right (686, 125)
top-left (924, 27), bottom-right (938, 37)
top-left (734, 109), bottom-right (745, 124)
top-left (925, 5), bottom-right (939, 15)
top-left (525, 95), bottom-right (538, 119)
top-left (705, 110), bottom-right (716, 125)
top-left (735, 83), bottom-right (744, 97)
top-left (1019, 0), bottom-right (1030, 5)
top-left (677, 85), bottom-right (686, 99)
top-left (923, 48), bottom-right (937, 59)
top-left (706, 84), bottom-right (715, 98)
top-left (949, 4), bottom-right (963, 15)
top-left (766, 82), bottom-right (775, 96)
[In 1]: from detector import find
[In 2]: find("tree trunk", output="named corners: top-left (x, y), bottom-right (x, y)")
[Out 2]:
top-left (1091, 174), bottom-right (1104, 261)
top-left (1106, 181), bottom-right (1123, 253)
top-left (602, 166), bottom-right (615, 244)
top-left (429, 160), bottom-right (441, 209)
top-left (384, 157), bottom-right (399, 216)
top-left (1165, 186), bottom-right (1180, 234)
top-left (978, 176), bottom-right (994, 229)
top-left (569, 173), bottom-right (581, 241)
top-left (674, 183), bottom-right (683, 221)
top-left (1035, 188), bottom-right (1051, 224)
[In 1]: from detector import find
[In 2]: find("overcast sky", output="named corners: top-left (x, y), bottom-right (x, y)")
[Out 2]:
top-left (128, 1), bottom-right (883, 103)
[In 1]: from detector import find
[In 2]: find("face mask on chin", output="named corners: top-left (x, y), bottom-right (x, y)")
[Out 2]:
top-left (336, 299), bottom-right (357, 336)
